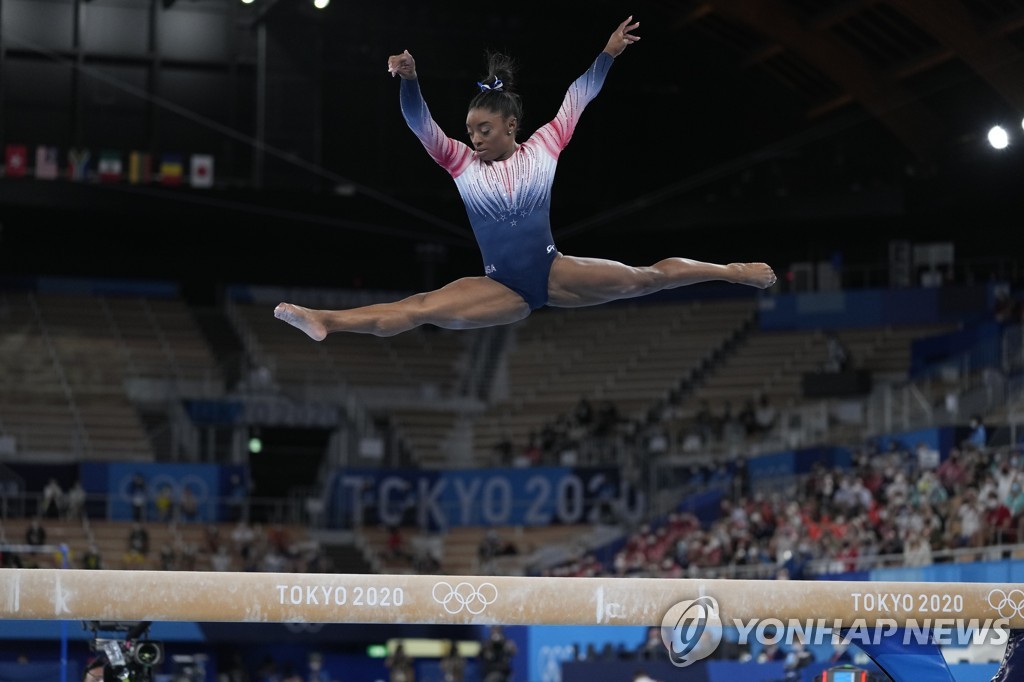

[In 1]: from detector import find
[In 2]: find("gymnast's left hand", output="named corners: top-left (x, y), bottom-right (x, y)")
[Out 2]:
top-left (603, 15), bottom-right (640, 58)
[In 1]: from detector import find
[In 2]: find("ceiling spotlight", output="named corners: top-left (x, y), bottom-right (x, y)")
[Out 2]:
top-left (241, 0), bottom-right (255, 4)
top-left (313, 0), bottom-right (329, 8)
top-left (988, 125), bottom-right (1009, 150)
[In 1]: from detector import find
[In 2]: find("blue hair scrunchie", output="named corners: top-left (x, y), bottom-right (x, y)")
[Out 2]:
top-left (477, 78), bottom-right (504, 92)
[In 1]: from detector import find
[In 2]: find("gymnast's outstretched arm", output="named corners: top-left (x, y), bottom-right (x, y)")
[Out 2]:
top-left (544, 17), bottom-right (777, 306)
top-left (388, 49), bottom-right (475, 175)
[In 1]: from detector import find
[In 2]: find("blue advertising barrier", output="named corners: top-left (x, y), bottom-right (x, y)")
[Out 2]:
top-left (328, 467), bottom-right (629, 529)
top-left (79, 462), bottom-right (247, 522)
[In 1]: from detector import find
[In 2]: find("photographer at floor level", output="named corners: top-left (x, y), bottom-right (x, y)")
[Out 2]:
top-left (480, 626), bottom-right (517, 682)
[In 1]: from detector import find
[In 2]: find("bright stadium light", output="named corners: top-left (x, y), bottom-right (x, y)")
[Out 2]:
top-left (988, 125), bottom-right (1009, 150)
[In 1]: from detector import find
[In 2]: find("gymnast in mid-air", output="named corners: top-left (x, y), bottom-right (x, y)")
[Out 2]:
top-left (275, 16), bottom-right (777, 341)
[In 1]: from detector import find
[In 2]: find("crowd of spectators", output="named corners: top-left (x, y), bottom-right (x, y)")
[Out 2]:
top-left (490, 393), bottom-right (782, 494)
top-left (542, 430), bottom-right (1021, 580)
top-left (2, 513), bottom-right (331, 576)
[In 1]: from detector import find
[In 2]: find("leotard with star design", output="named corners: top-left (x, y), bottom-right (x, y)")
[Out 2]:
top-left (400, 52), bottom-right (613, 309)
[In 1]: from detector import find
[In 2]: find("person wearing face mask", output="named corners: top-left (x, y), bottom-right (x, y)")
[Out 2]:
top-left (984, 490), bottom-right (1013, 545)
top-left (1009, 480), bottom-right (1024, 543)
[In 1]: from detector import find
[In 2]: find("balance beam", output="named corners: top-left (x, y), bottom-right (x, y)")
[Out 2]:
top-left (1, 569), bottom-right (1020, 628)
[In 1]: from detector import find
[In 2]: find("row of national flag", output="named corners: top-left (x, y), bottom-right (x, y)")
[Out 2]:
top-left (2, 144), bottom-right (215, 189)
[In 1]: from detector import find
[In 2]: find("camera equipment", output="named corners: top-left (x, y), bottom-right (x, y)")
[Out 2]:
top-left (823, 665), bottom-right (887, 682)
top-left (83, 621), bottom-right (164, 682)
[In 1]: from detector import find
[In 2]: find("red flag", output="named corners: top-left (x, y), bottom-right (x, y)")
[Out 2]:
top-left (4, 144), bottom-right (27, 178)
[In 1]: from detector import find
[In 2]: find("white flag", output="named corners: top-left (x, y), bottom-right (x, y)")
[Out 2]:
top-left (190, 154), bottom-right (214, 189)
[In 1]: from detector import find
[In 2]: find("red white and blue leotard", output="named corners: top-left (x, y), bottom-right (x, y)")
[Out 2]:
top-left (400, 52), bottom-right (614, 310)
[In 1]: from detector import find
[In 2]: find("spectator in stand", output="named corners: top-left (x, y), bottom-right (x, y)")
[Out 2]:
top-left (176, 537), bottom-right (198, 570)
top-left (478, 529), bottom-right (502, 572)
top-left (718, 401), bottom-right (745, 446)
top-left (823, 332), bottom-right (850, 373)
top-left (757, 641), bottom-right (786, 663)
top-left (25, 517), bottom-right (46, 547)
top-left (81, 543), bottom-right (103, 570)
top-left (210, 544), bottom-right (233, 571)
top-left (732, 454), bottom-right (751, 501)
top-left (179, 485), bottom-right (199, 522)
top-left (573, 396), bottom-right (594, 428)
top-left (159, 542), bottom-right (176, 571)
top-left (129, 472), bottom-right (147, 522)
top-left (834, 538), bottom-right (859, 573)
top-left (984, 490), bottom-right (1014, 544)
top-left (154, 484), bottom-right (175, 523)
top-left (439, 640), bottom-right (466, 682)
top-left (951, 488), bottom-right (983, 548)
top-left (884, 471), bottom-right (910, 507)
top-left (994, 455), bottom-right (1020, 502)
top-left (916, 502), bottom-right (946, 548)
top-left (65, 480), bottom-right (87, 521)
top-left (124, 522), bottom-right (150, 568)
top-left (385, 642), bottom-right (415, 682)
top-left (694, 400), bottom-right (714, 447)
top-left (227, 472), bottom-right (249, 523)
top-left (831, 476), bottom-right (858, 513)
top-left (914, 441), bottom-right (941, 472)
top-left (914, 470), bottom-right (949, 507)
top-left (385, 525), bottom-right (409, 564)
top-left (737, 398), bottom-right (757, 438)
top-left (753, 393), bottom-right (778, 436)
top-left (195, 525), bottom-right (216, 556)
top-left (1008, 480), bottom-right (1024, 542)
top-left (783, 632), bottom-right (815, 680)
top-left (40, 478), bottom-right (64, 519)
top-left (826, 635), bottom-right (856, 665)
top-left (521, 433), bottom-right (542, 467)
top-left (232, 520), bottom-right (259, 569)
top-left (636, 626), bottom-right (667, 661)
top-left (902, 531), bottom-right (933, 567)
top-left (963, 414), bottom-right (988, 452)
top-left (937, 448), bottom-right (966, 493)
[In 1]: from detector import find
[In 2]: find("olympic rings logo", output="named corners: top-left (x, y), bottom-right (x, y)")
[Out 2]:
top-left (987, 589), bottom-right (1024, 619)
top-left (432, 581), bottom-right (498, 615)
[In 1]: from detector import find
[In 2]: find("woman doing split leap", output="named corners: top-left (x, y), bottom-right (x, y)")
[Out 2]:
top-left (275, 16), bottom-right (777, 341)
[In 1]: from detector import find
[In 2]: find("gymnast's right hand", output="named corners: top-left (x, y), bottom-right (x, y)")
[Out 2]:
top-left (387, 50), bottom-right (417, 79)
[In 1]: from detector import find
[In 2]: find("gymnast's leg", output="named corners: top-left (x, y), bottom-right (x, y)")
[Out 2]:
top-left (546, 254), bottom-right (776, 308)
top-left (274, 276), bottom-right (531, 340)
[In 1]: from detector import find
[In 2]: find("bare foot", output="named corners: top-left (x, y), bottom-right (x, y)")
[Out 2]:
top-left (274, 303), bottom-right (327, 341)
top-left (728, 263), bottom-right (777, 289)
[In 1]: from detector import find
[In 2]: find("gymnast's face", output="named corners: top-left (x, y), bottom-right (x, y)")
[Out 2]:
top-left (467, 108), bottom-right (517, 162)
